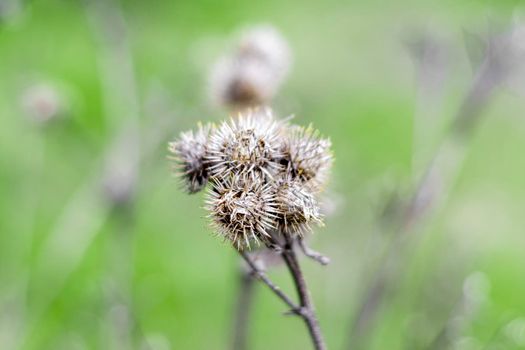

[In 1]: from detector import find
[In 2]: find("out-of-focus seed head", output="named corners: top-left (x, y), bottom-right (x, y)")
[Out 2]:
top-left (237, 25), bottom-right (291, 75)
top-left (206, 177), bottom-right (279, 250)
top-left (21, 82), bottom-right (64, 125)
top-left (168, 123), bottom-right (213, 193)
top-left (281, 125), bottom-right (333, 193)
top-left (206, 108), bottom-right (285, 181)
top-left (208, 25), bottom-right (292, 109)
top-left (275, 179), bottom-right (323, 236)
top-left (209, 57), bottom-right (276, 109)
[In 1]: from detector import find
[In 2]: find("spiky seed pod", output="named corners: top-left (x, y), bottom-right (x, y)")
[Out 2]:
top-left (206, 176), bottom-right (279, 250)
top-left (209, 57), bottom-right (276, 109)
top-left (208, 25), bottom-right (292, 109)
top-left (168, 123), bottom-right (213, 193)
top-left (275, 179), bottom-right (323, 236)
top-left (280, 125), bottom-right (333, 193)
top-left (237, 25), bottom-right (291, 76)
top-left (21, 82), bottom-right (65, 125)
top-left (206, 109), bottom-right (285, 181)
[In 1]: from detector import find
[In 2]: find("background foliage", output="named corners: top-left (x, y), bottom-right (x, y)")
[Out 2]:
top-left (1, 0), bottom-right (525, 349)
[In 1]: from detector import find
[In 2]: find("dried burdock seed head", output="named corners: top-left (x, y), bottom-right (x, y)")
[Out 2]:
top-left (168, 109), bottom-right (334, 251)
top-left (275, 179), bottom-right (323, 236)
top-left (206, 108), bottom-right (285, 181)
top-left (206, 177), bottom-right (279, 250)
top-left (209, 57), bottom-right (275, 109)
top-left (281, 125), bottom-right (333, 193)
top-left (237, 25), bottom-right (291, 75)
top-left (168, 123), bottom-right (213, 193)
top-left (21, 82), bottom-right (65, 125)
top-left (208, 24), bottom-right (292, 109)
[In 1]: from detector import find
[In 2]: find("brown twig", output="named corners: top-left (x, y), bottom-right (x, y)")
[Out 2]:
top-left (238, 251), bottom-right (299, 312)
top-left (238, 239), bottom-right (327, 350)
top-left (298, 238), bottom-right (330, 266)
top-left (281, 236), bottom-right (327, 350)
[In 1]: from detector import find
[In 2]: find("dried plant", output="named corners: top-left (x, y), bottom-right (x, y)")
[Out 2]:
top-left (208, 25), bottom-right (292, 109)
top-left (205, 177), bottom-right (280, 250)
top-left (280, 125), bottom-right (333, 193)
top-left (168, 107), bottom-right (332, 349)
top-left (21, 82), bottom-right (67, 125)
top-left (168, 123), bottom-right (212, 193)
top-left (206, 109), bottom-right (285, 182)
top-left (274, 177), bottom-right (323, 236)
top-left (169, 108), bottom-right (332, 249)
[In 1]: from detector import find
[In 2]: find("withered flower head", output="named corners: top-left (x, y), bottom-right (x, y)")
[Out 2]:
top-left (275, 178), bottom-right (323, 236)
top-left (168, 108), bottom-right (334, 251)
top-left (206, 176), bottom-right (279, 249)
top-left (206, 108), bottom-right (285, 181)
top-left (208, 25), bottom-right (292, 109)
top-left (168, 123), bottom-right (213, 193)
top-left (281, 125), bottom-right (333, 193)
top-left (21, 82), bottom-right (65, 125)
top-left (237, 25), bottom-right (291, 74)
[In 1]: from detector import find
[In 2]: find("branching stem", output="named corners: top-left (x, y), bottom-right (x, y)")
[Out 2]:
top-left (281, 237), bottom-right (327, 350)
top-left (237, 237), bottom-right (328, 350)
top-left (238, 251), bottom-right (299, 312)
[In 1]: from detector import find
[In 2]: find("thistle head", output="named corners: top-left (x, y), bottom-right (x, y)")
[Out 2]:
top-left (237, 24), bottom-right (292, 76)
top-left (168, 108), bottom-right (334, 251)
top-left (275, 178), bottom-right (323, 236)
top-left (168, 123), bottom-right (213, 193)
top-left (208, 25), bottom-right (292, 109)
top-left (206, 108), bottom-right (285, 181)
top-left (281, 125), bottom-right (333, 193)
top-left (206, 176), bottom-right (279, 250)
top-left (21, 82), bottom-right (65, 125)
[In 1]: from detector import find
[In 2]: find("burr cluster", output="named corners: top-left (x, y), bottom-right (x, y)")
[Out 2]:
top-left (169, 108), bottom-right (333, 250)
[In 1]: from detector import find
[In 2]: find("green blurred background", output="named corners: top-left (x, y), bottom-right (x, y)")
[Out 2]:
top-left (1, 0), bottom-right (525, 349)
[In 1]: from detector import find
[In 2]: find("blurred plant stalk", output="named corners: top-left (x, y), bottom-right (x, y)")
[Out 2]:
top-left (239, 237), bottom-right (328, 350)
top-left (86, 0), bottom-right (142, 347)
top-left (346, 26), bottom-right (523, 349)
top-left (427, 271), bottom-right (490, 349)
top-left (15, 0), bottom-right (177, 347)
top-left (231, 267), bottom-right (257, 350)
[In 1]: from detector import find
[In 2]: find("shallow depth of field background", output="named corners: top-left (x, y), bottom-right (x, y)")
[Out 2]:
top-left (1, 0), bottom-right (525, 349)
